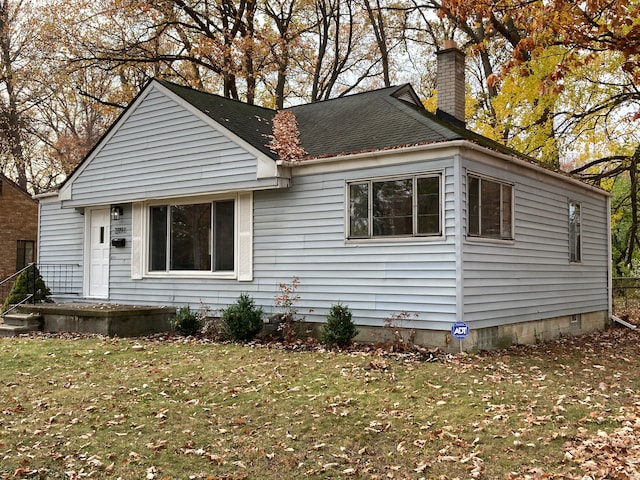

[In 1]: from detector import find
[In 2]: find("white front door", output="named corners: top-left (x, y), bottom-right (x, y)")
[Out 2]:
top-left (86, 208), bottom-right (110, 299)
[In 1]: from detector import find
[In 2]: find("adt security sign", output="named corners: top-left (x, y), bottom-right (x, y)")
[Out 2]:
top-left (451, 321), bottom-right (469, 340)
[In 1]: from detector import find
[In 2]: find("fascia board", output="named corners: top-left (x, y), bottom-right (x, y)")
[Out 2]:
top-left (283, 140), bottom-right (608, 198)
top-left (283, 143), bottom-right (464, 177)
top-left (34, 191), bottom-right (60, 203)
top-left (457, 141), bottom-right (609, 199)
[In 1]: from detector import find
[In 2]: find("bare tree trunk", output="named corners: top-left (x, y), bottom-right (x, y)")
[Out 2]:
top-left (0, 0), bottom-right (27, 189)
top-left (243, 0), bottom-right (257, 105)
top-left (626, 150), bottom-right (640, 268)
top-left (264, 0), bottom-right (297, 109)
top-left (363, 0), bottom-right (391, 87)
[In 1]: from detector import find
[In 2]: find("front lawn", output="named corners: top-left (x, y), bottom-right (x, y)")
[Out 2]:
top-left (1, 327), bottom-right (639, 479)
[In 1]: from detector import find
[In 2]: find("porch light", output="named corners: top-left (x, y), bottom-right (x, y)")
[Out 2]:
top-left (111, 206), bottom-right (123, 221)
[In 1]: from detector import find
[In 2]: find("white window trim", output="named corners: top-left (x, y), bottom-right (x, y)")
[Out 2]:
top-left (131, 192), bottom-right (253, 281)
top-left (131, 202), bottom-right (144, 280)
top-left (345, 171), bottom-right (445, 242)
top-left (466, 172), bottom-right (514, 243)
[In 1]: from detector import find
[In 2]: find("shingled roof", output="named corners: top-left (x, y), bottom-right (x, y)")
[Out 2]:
top-left (287, 84), bottom-right (465, 158)
top-left (159, 79), bottom-right (521, 161)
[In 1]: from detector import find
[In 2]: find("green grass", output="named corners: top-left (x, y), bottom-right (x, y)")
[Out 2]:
top-left (1, 327), bottom-right (640, 479)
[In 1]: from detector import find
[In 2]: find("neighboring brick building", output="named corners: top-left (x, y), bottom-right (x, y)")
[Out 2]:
top-left (0, 174), bottom-right (38, 285)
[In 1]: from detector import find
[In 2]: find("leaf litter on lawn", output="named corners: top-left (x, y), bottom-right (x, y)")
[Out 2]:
top-left (1, 324), bottom-right (640, 478)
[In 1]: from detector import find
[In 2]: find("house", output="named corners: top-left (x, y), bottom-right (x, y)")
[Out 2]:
top-left (36, 44), bottom-right (611, 350)
top-left (0, 174), bottom-right (38, 295)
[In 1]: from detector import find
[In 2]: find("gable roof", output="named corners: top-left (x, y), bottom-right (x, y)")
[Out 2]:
top-left (288, 84), bottom-right (464, 158)
top-left (56, 78), bottom-right (545, 196)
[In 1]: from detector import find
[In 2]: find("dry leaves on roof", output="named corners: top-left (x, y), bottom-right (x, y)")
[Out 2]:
top-left (266, 110), bottom-right (307, 161)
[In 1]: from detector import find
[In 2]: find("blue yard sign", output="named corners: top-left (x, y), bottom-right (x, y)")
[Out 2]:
top-left (451, 321), bottom-right (469, 340)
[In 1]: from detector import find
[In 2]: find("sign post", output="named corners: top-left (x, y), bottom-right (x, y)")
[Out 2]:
top-left (451, 321), bottom-right (469, 353)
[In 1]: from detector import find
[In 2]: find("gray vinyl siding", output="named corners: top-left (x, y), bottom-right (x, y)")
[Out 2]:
top-left (64, 85), bottom-right (276, 207)
top-left (102, 159), bottom-right (459, 329)
top-left (37, 200), bottom-right (84, 298)
top-left (251, 161), bottom-right (458, 329)
top-left (461, 159), bottom-right (609, 328)
top-left (37, 78), bottom-right (610, 336)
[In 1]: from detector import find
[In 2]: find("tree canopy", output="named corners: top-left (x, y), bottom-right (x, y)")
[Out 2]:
top-left (2, 0), bottom-right (640, 271)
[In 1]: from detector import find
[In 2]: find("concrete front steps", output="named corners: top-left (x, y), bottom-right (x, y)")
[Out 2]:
top-left (0, 311), bottom-right (44, 337)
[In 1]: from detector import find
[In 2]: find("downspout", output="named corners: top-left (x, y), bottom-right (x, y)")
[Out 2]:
top-left (611, 314), bottom-right (637, 330)
top-left (607, 195), bottom-right (620, 328)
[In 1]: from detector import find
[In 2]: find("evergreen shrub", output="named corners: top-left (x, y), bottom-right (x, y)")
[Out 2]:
top-left (172, 306), bottom-right (202, 336)
top-left (220, 293), bottom-right (264, 342)
top-left (320, 303), bottom-right (358, 348)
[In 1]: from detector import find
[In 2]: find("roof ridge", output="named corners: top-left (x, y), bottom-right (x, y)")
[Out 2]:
top-left (287, 84), bottom-right (407, 111)
top-left (156, 79), bottom-right (276, 114)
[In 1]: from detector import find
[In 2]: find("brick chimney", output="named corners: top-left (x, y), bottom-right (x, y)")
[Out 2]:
top-left (436, 39), bottom-right (466, 126)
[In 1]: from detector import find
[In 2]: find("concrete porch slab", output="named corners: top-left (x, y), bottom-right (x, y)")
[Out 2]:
top-left (18, 302), bottom-right (176, 337)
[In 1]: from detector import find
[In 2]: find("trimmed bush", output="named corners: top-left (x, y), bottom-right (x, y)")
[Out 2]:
top-left (2, 265), bottom-right (51, 312)
top-left (172, 306), bottom-right (202, 336)
top-left (320, 303), bottom-right (358, 348)
top-left (220, 293), bottom-right (264, 342)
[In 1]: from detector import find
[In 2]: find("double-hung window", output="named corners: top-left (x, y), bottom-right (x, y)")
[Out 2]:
top-left (348, 173), bottom-right (442, 239)
top-left (148, 200), bottom-right (234, 272)
top-left (468, 174), bottom-right (513, 240)
top-left (569, 201), bottom-right (581, 263)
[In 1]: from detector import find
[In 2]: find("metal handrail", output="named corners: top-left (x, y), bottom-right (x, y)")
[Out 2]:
top-left (1, 294), bottom-right (34, 317)
top-left (38, 263), bottom-right (81, 296)
top-left (0, 263), bottom-right (37, 318)
top-left (0, 263), bottom-right (34, 288)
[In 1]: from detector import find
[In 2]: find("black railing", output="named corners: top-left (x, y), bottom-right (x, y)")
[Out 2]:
top-left (38, 263), bottom-right (80, 296)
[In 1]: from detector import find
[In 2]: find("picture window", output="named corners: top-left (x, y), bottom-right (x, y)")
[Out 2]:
top-left (149, 201), bottom-right (234, 272)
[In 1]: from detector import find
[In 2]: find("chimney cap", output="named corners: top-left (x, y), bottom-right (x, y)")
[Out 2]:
top-left (443, 38), bottom-right (458, 50)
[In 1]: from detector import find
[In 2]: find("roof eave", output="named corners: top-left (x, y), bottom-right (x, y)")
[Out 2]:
top-left (278, 140), bottom-right (609, 197)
